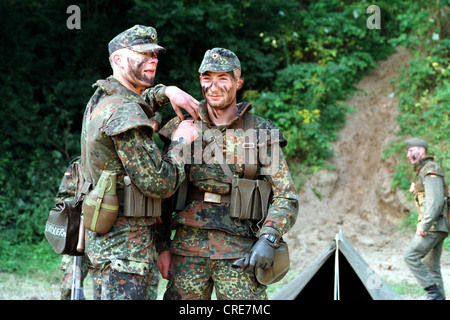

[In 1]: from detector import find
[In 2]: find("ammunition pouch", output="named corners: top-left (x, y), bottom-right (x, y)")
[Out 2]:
top-left (230, 178), bottom-right (273, 221)
top-left (123, 176), bottom-right (161, 217)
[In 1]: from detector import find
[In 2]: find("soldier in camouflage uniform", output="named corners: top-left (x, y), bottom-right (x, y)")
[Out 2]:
top-left (158, 48), bottom-right (299, 300)
top-left (81, 25), bottom-right (198, 300)
top-left (404, 138), bottom-right (449, 300)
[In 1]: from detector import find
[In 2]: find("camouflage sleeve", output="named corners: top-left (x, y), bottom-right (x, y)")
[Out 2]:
top-left (113, 126), bottom-right (185, 199)
top-left (141, 84), bottom-right (170, 113)
top-left (258, 145), bottom-right (299, 239)
top-left (418, 175), bottom-right (445, 231)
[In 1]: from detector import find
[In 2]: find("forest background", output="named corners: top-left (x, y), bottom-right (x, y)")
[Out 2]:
top-left (0, 0), bottom-right (448, 295)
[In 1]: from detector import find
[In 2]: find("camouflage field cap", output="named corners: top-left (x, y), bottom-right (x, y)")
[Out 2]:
top-left (108, 25), bottom-right (166, 55)
top-left (198, 48), bottom-right (241, 74)
top-left (405, 137), bottom-right (429, 150)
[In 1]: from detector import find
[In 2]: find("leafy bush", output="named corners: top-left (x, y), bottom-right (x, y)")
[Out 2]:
top-left (387, 1), bottom-right (450, 192)
top-left (250, 0), bottom-right (400, 167)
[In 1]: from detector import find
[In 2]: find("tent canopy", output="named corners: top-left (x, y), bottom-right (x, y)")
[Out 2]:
top-left (271, 231), bottom-right (402, 300)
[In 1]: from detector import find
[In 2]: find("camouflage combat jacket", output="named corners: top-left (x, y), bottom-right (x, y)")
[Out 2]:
top-left (158, 100), bottom-right (299, 259)
top-left (413, 156), bottom-right (449, 233)
top-left (81, 76), bottom-right (186, 275)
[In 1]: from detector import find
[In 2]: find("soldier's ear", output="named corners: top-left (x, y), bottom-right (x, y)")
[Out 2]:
top-left (237, 77), bottom-right (244, 90)
top-left (111, 52), bottom-right (125, 69)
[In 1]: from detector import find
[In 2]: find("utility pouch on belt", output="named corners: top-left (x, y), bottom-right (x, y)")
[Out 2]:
top-left (83, 170), bottom-right (119, 234)
top-left (123, 176), bottom-right (161, 217)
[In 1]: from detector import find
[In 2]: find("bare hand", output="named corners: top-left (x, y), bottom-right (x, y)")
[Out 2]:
top-left (158, 250), bottom-right (172, 280)
top-left (172, 120), bottom-right (199, 144)
top-left (416, 227), bottom-right (426, 237)
top-left (165, 86), bottom-right (199, 121)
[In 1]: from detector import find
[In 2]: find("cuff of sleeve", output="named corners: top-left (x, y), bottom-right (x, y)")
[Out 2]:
top-left (155, 84), bottom-right (170, 107)
top-left (258, 227), bottom-right (281, 240)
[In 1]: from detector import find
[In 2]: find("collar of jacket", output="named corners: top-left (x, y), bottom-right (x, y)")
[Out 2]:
top-left (92, 76), bottom-right (154, 117)
top-left (198, 99), bottom-right (253, 131)
top-left (414, 155), bottom-right (434, 173)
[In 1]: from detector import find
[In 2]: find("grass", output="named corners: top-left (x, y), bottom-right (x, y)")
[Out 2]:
top-left (0, 235), bottom-right (298, 300)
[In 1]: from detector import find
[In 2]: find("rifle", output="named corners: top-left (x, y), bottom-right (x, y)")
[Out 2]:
top-left (71, 216), bottom-right (86, 300)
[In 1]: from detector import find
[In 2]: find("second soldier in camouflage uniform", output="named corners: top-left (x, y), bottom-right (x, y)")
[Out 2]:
top-left (404, 137), bottom-right (449, 300)
top-left (81, 25), bottom-right (198, 300)
top-left (159, 48), bottom-right (299, 300)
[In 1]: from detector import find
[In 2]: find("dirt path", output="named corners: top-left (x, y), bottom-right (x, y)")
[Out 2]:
top-left (283, 47), bottom-right (450, 300)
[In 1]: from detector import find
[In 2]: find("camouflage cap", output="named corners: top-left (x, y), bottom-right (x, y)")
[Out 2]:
top-left (405, 137), bottom-right (429, 150)
top-left (198, 48), bottom-right (241, 74)
top-left (108, 25), bottom-right (166, 55)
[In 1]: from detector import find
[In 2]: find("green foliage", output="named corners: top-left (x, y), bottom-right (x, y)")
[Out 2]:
top-left (249, 0), bottom-right (402, 165)
top-left (387, 0), bottom-right (450, 193)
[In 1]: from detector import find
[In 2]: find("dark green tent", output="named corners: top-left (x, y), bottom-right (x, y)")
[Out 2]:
top-left (271, 231), bottom-right (402, 300)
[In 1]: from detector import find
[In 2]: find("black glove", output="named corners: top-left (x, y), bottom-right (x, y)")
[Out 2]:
top-left (232, 235), bottom-right (279, 272)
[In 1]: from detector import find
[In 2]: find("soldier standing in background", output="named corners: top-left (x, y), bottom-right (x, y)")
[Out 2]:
top-left (158, 48), bottom-right (298, 300)
top-left (81, 25), bottom-right (198, 300)
top-left (404, 137), bottom-right (449, 300)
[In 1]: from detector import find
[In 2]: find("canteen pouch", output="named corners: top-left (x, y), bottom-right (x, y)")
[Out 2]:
top-left (255, 239), bottom-right (290, 285)
top-left (123, 176), bottom-right (161, 217)
top-left (83, 171), bottom-right (119, 234)
top-left (230, 178), bottom-right (273, 221)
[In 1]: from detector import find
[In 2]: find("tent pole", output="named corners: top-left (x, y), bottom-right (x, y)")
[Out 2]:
top-left (334, 233), bottom-right (340, 300)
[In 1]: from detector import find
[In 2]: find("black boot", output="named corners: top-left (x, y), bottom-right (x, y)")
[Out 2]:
top-left (425, 285), bottom-right (445, 300)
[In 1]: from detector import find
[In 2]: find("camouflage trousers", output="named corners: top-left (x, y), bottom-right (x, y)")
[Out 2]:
top-left (89, 262), bottom-right (160, 300)
top-left (164, 254), bottom-right (267, 300)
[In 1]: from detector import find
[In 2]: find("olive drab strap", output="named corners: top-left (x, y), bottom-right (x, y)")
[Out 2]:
top-left (243, 112), bottom-right (257, 179)
top-left (202, 124), bottom-right (235, 180)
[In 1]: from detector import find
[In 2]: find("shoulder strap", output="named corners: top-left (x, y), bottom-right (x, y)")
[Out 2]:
top-left (243, 112), bottom-right (257, 179)
top-left (202, 126), bottom-right (235, 180)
